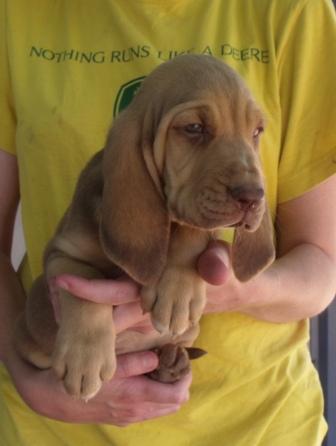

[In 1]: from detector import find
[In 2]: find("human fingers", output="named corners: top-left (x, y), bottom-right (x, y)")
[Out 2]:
top-left (197, 240), bottom-right (231, 285)
top-left (6, 347), bottom-right (180, 425)
top-left (113, 301), bottom-right (152, 333)
top-left (113, 351), bottom-right (159, 380)
top-left (53, 274), bottom-right (140, 305)
top-left (104, 364), bottom-right (192, 406)
top-left (93, 351), bottom-right (191, 405)
top-left (137, 372), bottom-right (192, 405)
top-left (106, 402), bottom-right (181, 427)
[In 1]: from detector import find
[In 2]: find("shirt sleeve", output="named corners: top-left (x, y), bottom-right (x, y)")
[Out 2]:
top-left (0, 0), bottom-right (17, 155)
top-left (276, 0), bottom-right (336, 203)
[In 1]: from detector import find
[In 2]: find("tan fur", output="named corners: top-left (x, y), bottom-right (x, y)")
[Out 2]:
top-left (14, 55), bottom-right (275, 401)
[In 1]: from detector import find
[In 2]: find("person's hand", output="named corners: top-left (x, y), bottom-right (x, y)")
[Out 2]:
top-left (197, 240), bottom-right (255, 314)
top-left (51, 274), bottom-right (153, 333)
top-left (5, 346), bottom-right (191, 425)
top-left (54, 244), bottom-right (251, 339)
top-left (4, 275), bottom-right (191, 425)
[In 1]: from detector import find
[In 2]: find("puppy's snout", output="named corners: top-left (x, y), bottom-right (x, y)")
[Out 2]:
top-left (229, 185), bottom-right (264, 210)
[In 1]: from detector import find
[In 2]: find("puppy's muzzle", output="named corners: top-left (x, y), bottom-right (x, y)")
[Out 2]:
top-left (228, 185), bottom-right (265, 231)
top-left (229, 185), bottom-right (264, 210)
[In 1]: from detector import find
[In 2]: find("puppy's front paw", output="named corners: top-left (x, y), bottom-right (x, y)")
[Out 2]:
top-left (141, 267), bottom-right (206, 336)
top-left (52, 325), bottom-right (116, 401)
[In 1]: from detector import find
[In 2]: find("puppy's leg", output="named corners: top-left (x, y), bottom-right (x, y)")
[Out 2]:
top-left (141, 226), bottom-right (209, 336)
top-left (46, 255), bottom-right (116, 401)
top-left (14, 275), bottom-right (56, 369)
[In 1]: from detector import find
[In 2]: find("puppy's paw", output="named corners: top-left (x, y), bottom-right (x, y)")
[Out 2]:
top-left (148, 344), bottom-right (190, 383)
top-left (52, 325), bottom-right (116, 401)
top-left (141, 267), bottom-right (206, 336)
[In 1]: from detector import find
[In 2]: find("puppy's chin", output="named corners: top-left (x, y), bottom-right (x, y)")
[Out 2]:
top-left (171, 213), bottom-right (243, 231)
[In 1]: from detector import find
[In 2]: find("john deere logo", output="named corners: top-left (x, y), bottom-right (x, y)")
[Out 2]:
top-left (113, 76), bottom-right (145, 117)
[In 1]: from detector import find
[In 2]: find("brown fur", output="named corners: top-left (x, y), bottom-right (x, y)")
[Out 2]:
top-left (14, 55), bottom-right (275, 401)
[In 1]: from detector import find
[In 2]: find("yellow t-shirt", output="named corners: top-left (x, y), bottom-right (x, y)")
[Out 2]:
top-left (1, 0), bottom-right (336, 445)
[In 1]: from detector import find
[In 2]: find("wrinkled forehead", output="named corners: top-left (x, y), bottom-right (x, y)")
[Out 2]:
top-left (168, 92), bottom-right (265, 135)
top-left (133, 56), bottom-right (265, 137)
top-left (135, 55), bottom-right (246, 110)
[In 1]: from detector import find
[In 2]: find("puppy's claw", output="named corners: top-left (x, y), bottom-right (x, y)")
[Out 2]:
top-left (53, 358), bottom-right (67, 380)
top-left (150, 317), bottom-right (169, 335)
top-left (186, 347), bottom-right (207, 360)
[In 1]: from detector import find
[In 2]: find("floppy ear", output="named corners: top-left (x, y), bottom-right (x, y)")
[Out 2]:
top-left (100, 109), bottom-right (170, 285)
top-left (231, 206), bottom-right (275, 282)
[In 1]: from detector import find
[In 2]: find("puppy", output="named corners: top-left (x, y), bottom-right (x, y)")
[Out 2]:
top-left (14, 54), bottom-right (275, 401)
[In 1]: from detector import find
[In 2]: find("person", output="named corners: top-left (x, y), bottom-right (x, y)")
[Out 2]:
top-left (1, 0), bottom-right (336, 445)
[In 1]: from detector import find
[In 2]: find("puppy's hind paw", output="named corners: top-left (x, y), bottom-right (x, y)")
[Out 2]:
top-left (148, 344), bottom-right (190, 383)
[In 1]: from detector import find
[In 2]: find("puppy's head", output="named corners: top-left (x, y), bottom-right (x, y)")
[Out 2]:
top-left (101, 55), bottom-right (275, 284)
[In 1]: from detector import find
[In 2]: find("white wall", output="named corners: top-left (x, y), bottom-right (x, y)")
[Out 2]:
top-left (11, 205), bottom-right (26, 270)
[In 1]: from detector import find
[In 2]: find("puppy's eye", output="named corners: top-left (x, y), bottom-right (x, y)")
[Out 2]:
top-left (253, 126), bottom-right (264, 139)
top-left (184, 123), bottom-right (205, 134)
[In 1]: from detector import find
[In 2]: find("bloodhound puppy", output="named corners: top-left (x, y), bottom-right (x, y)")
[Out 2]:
top-left (14, 54), bottom-right (275, 401)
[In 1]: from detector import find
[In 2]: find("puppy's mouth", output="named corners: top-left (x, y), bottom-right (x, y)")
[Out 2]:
top-left (173, 211), bottom-right (246, 231)
top-left (202, 215), bottom-right (258, 231)
top-left (168, 189), bottom-right (265, 231)
top-left (172, 204), bottom-right (263, 232)
top-left (227, 215), bottom-right (259, 232)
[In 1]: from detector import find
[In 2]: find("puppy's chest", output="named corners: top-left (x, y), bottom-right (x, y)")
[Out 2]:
top-left (78, 241), bottom-right (124, 279)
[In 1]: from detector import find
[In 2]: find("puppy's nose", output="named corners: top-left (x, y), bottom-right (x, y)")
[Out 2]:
top-left (229, 185), bottom-right (264, 210)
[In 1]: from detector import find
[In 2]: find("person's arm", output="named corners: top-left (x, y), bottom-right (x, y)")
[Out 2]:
top-left (56, 175), bottom-right (336, 326)
top-left (199, 174), bottom-right (336, 323)
top-left (0, 149), bottom-right (24, 359)
top-left (0, 149), bottom-right (191, 425)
